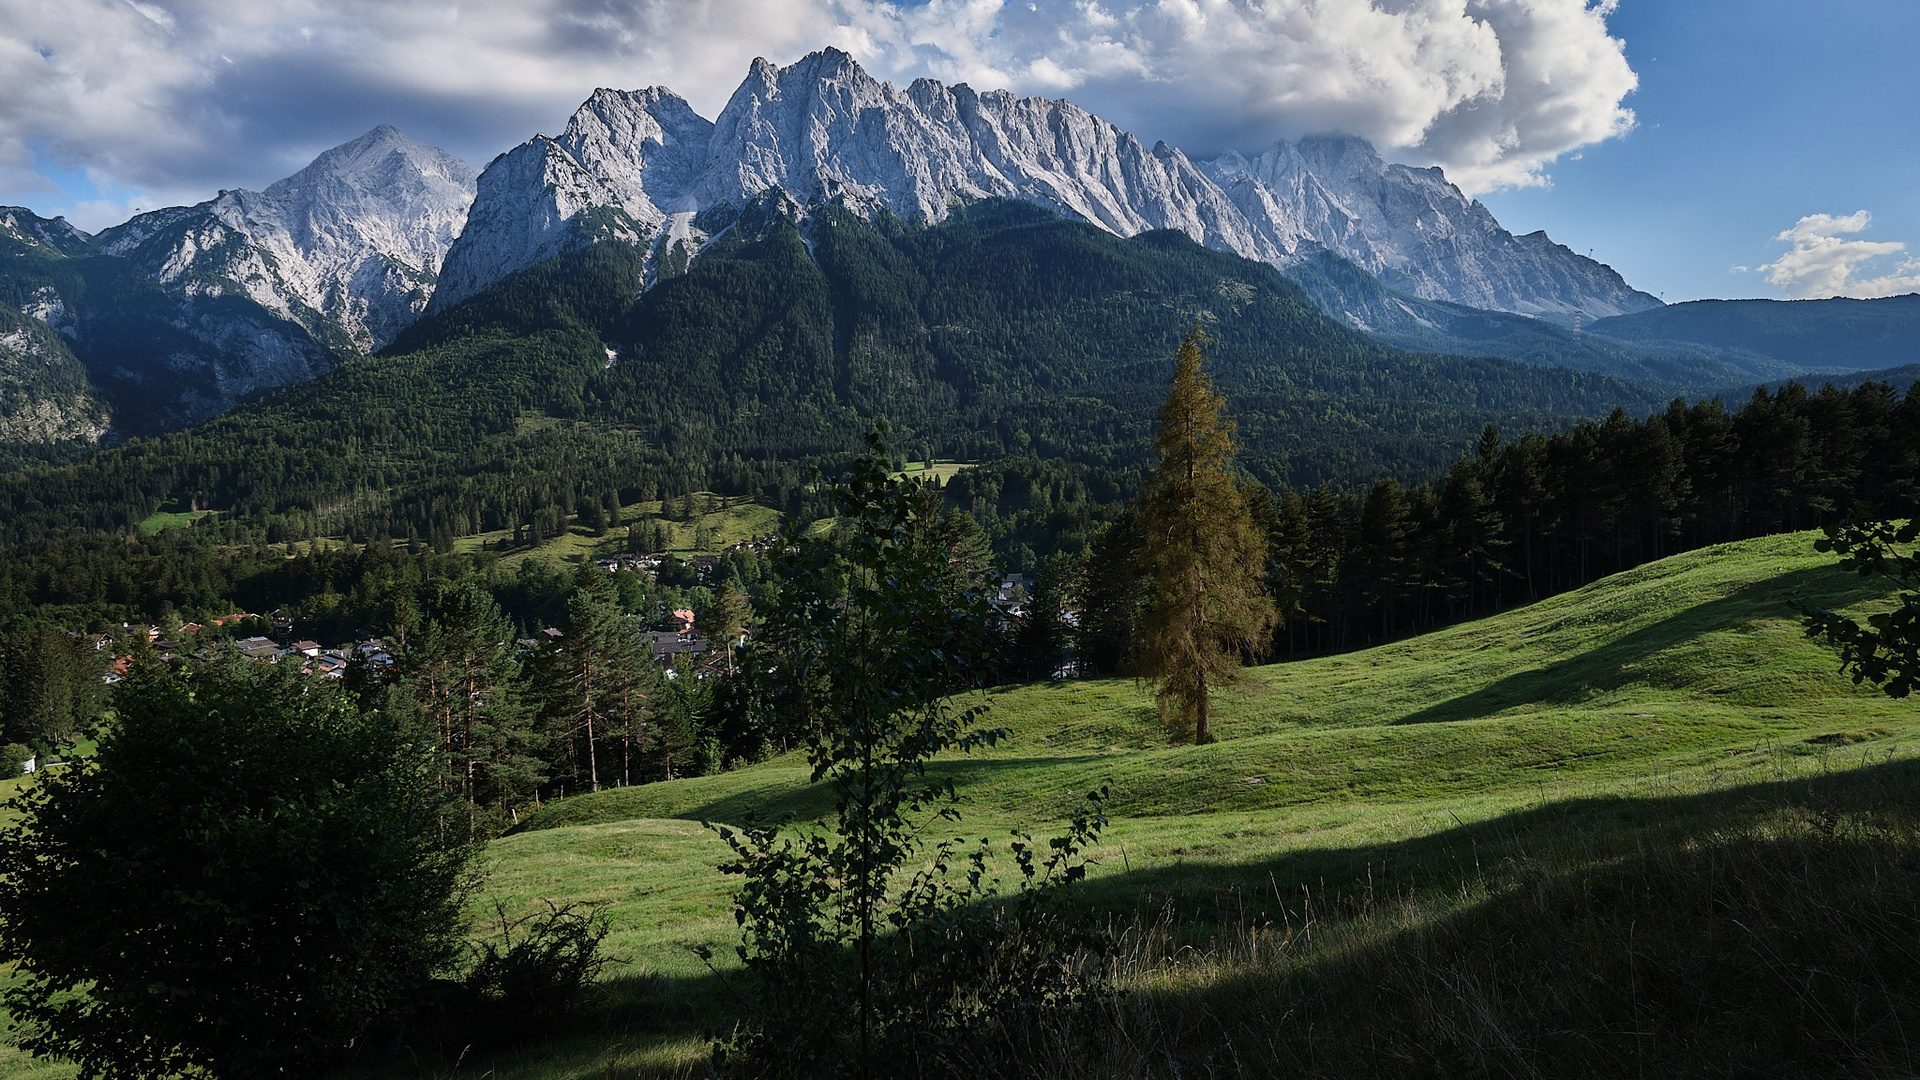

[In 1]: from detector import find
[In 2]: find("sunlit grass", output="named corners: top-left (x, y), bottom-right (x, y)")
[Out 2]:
top-left (4, 532), bottom-right (1908, 1079)
top-left (448, 496), bottom-right (783, 570)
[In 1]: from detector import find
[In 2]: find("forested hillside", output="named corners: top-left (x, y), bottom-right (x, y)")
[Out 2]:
top-left (0, 199), bottom-right (1668, 549)
top-left (1590, 294), bottom-right (1920, 377)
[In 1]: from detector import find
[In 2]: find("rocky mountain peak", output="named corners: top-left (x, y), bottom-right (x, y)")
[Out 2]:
top-left (0, 207), bottom-right (91, 256)
top-left (433, 48), bottom-right (1656, 323)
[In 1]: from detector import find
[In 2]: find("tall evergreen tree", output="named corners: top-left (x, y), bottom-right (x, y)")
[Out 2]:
top-left (1134, 325), bottom-right (1276, 744)
top-left (399, 582), bottom-right (545, 838)
top-left (706, 586), bottom-right (750, 676)
top-left (539, 576), bottom-right (648, 793)
top-left (1076, 508), bottom-right (1146, 676)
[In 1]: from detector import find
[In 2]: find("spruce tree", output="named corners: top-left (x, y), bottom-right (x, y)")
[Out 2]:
top-left (1135, 325), bottom-right (1276, 744)
top-left (539, 576), bottom-right (647, 792)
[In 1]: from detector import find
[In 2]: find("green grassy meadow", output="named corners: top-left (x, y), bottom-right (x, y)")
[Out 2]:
top-left (4, 531), bottom-right (1910, 1078)
top-left (893, 460), bottom-right (974, 485)
top-left (134, 509), bottom-right (214, 535)
top-left (408, 530), bottom-right (1912, 1075)
top-left (448, 496), bottom-right (782, 570)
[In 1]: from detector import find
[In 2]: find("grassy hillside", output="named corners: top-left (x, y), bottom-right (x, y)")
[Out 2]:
top-left (1, 532), bottom-right (1903, 1079)
top-left (375, 531), bottom-right (1907, 1076)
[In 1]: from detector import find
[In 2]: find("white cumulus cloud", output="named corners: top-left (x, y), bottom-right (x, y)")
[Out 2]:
top-left (0, 0), bottom-right (1639, 229)
top-left (1759, 212), bottom-right (1920, 299)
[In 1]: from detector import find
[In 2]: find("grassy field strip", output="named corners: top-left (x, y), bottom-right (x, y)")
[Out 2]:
top-left (489, 731), bottom-right (1918, 984)
top-left (448, 496), bottom-right (782, 570)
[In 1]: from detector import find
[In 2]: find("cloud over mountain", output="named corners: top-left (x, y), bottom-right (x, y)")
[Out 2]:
top-left (0, 0), bottom-right (1637, 228)
top-left (1759, 212), bottom-right (1920, 300)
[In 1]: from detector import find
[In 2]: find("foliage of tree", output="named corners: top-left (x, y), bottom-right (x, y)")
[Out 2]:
top-left (1074, 380), bottom-right (1920, 664)
top-left (703, 434), bottom-right (1110, 1075)
top-left (0, 657), bottom-right (469, 1079)
top-left (535, 574), bottom-right (657, 793)
top-left (1801, 510), bottom-right (1920, 696)
top-left (395, 582), bottom-right (545, 838)
top-left (0, 625), bottom-right (107, 749)
top-left (1133, 327), bottom-right (1276, 743)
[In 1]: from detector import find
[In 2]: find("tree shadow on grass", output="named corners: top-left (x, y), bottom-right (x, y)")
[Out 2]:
top-left (1056, 754), bottom-right (1920, 1080)
top-left (347, 966), bottom-right (731, 1080)
top-left (677, 755), bottom-right (1112, 826)
top-left (1075, 752), bottom-right (1920, 926)
top-left (1395, 564), bottom-right (1882, 725)
top-left (514, 755), bottom-right (1114, 834)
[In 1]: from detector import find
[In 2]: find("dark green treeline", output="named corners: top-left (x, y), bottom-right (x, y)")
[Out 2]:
top-left (1235, 379), bottom-right (1919, 657)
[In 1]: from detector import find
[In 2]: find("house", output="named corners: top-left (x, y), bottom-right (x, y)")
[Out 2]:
top-left (289, 640), bottom-right (322, 658)
top-left (647, 631), bottom-right (709, 668)
top-left (236, 636), bottom-right (282, 660)
top-left (541, 627), bottom-right (564, 642)
top-left (668, 609), bottom-right (696, 633)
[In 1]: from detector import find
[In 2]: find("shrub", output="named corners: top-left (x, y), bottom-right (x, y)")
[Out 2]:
top-left (0, 657), bottom-right (470, 1080)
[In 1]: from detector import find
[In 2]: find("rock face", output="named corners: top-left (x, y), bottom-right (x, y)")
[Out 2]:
top-left (1205, 139), bottom-right (1654, 321)
top-left (0, 208), bottom-right (91, 257)
top-left (436, 48), bottom-right (1656, 322)
top-left (0, 303), bottom-right (108, 446)
top-left (97, 125), bottom-right (478, 353)
top-left (2, 128), bottom-right (480, 432)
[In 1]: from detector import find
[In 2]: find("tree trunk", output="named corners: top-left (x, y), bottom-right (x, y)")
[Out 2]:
top-left (1195, 665), bottom-right (1212, 745)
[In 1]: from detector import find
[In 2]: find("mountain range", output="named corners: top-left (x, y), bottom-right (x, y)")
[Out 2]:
top-left (0, 47), bottom-right (1914, 469)
top-left (0, 50), bottom-right (1668, 446)
top-left (432, 48), bottom-right (1657, 325)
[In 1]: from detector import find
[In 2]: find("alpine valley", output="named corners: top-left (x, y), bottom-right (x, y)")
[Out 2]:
top-left (9, 42), bottom-right (1920, 1080)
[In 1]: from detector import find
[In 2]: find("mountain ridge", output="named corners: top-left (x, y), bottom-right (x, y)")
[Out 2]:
top-left (433, 48), bottom-right (1658, 323)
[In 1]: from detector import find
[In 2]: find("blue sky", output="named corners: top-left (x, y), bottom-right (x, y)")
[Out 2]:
top-left (1479, 1), bottom-right (1920, 302)
top-left (3, 1), bottom-right (1913, 304)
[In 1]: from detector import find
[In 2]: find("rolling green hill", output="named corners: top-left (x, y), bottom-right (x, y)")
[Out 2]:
top-left (357, 530), bottom-right (1910, 1076)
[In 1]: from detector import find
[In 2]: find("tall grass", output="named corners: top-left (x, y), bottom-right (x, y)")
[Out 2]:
top-left (1002, 758), bottom-right (1920, 1079)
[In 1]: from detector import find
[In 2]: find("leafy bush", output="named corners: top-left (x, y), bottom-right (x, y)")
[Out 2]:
top-left (454, 900), bottom-right (615, 1045)
top-left (702, 434), bottom-right (1113, 1077)
top-left (0, 657), bottom-right (470, 1080)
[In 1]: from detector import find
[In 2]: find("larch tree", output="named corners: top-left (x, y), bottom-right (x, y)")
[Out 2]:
top-left (1135, 324), bottom-right (1277, 744)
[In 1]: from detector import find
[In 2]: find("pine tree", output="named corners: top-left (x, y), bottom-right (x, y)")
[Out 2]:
top-left (539, 576), bottom-right (647, 792)
top-left (1134, 325), bottom-right (1276, 744)
top-left (399, 583), bottom-right (545, 838)
top-left (1076, 508), bottom-right (1145, 675)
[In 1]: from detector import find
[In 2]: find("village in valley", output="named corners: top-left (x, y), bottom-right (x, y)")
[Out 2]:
top-left (82, 523), bottom-right (1040, 696)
